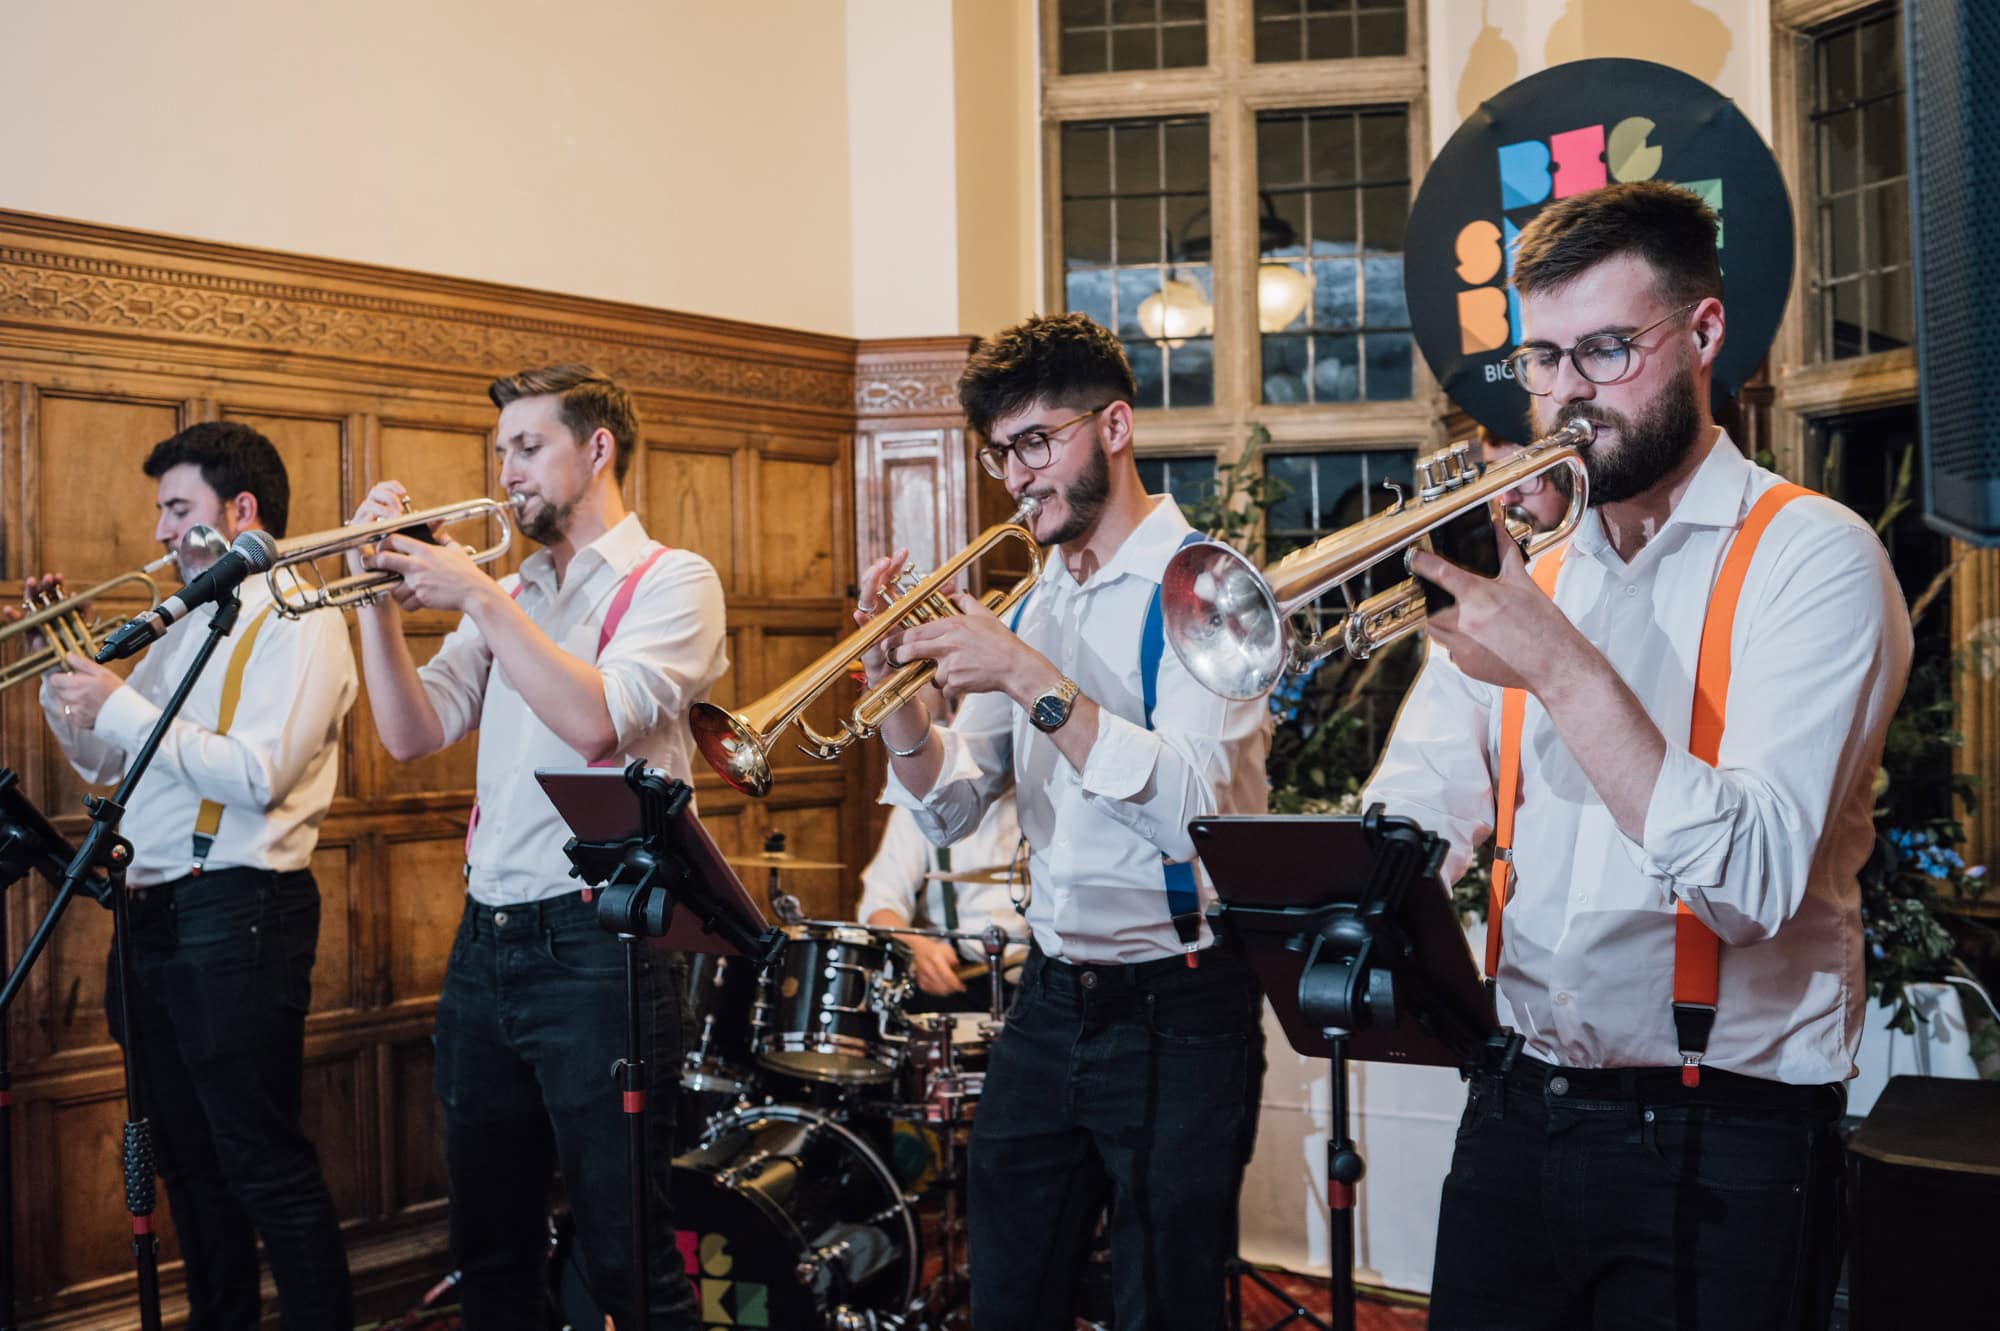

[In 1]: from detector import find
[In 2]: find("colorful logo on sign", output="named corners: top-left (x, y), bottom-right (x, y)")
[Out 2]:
top-left (677, 1228), bottom-right (769, 1328)
top-left (1403, 59), bottom-right (1792, 437)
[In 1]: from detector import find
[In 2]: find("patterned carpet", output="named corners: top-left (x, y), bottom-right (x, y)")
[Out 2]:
top-left (1234, 1266), bottom-right (1429, 1330)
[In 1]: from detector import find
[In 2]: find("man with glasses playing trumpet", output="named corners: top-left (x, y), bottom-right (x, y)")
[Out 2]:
top-left (13, 421), bottom-right (356, 1331)
top-left (858, 313), bottom-right (1268, 1330)
top-left (346, 364), bottom-right (724, 1331)
top-left (1362, 182), bottom-right (1910, 1329)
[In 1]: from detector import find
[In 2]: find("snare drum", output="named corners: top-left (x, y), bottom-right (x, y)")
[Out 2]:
top-left (754, 924), bottom-right (908, 1084)
top-left (892, 1011), bottom-right (995, 1121)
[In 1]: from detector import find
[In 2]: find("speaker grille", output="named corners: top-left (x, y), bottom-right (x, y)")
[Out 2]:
top-left (1909, 0), bottom-right (2000, 544)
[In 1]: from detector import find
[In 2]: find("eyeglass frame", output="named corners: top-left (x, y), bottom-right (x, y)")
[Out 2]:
top-left (975, 403), bottom-right (1113, 480)
top-left (1501, 301), bottom-right (1701, 396)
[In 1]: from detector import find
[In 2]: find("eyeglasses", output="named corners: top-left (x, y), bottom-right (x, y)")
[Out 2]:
top-left (1501, 302), bottom-right (1699, 396)
top-left (976, 404), bottom-right (1109, 480)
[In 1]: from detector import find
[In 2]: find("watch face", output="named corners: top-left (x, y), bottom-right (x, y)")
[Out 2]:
top-left (1032, 693), bottom-right (1066, 730)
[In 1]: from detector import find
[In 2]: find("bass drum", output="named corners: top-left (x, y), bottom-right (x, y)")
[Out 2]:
top-left (672, 1105), bottom-right (920, 1328)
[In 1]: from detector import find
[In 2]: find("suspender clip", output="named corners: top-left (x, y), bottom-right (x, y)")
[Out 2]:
top-left (1672, 1001), bottom-right (1717, 1088)
top-left (1680, 1051), bottom-right (1704, 1089)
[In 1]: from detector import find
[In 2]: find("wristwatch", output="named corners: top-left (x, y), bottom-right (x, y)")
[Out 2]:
top-left (1028, 675), bottom-right (1081, 733)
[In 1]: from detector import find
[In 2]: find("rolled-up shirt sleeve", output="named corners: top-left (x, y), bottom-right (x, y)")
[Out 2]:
top-left (1360, 639), bottom-right (1500, 890)
top-left (1629, 515), bottom-right (1911, 944)
top-left (595, 552), bottom-right (728, 754)
top-left (418, 590), bottom-right (501, 749)
top-left (882, 688), bottom-right (1015, 848)
top-left (1076, 646), bottom-right (1268, 862)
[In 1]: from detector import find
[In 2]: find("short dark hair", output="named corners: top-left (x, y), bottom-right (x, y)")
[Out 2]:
top-left (487, 363), bottom-right (640, 482)
top-left (143, 421), bottom-right (291, 538)
top-left (958, 313), bottom-right (1137, 440)
top-left (1511, 181), bottom-right (1723, 308)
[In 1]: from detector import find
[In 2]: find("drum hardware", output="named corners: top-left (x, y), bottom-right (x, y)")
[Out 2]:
top-left (692, 495), bottom-right (1044, 796)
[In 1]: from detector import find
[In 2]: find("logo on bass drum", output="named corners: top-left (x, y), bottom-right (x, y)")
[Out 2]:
top-left (676, 1229), bottom-right (770, 1328)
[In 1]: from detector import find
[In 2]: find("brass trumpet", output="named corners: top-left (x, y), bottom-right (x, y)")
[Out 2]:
top-left (692, 496), bottom-right (1043, 797)
top-left (1161, 417), bottom-right (1592, 699)
top-left (265, 495), bottom-right (520, 617)
top-left (0, 526), bottom-right (230, 690)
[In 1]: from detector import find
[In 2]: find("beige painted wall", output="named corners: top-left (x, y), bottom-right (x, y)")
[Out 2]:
top-left (952, 0), bottom-right (1042, 340)
top-left (1428, 0), bottom-right (1772, 155)
top-left (0, 0), bottom-right (858, 335)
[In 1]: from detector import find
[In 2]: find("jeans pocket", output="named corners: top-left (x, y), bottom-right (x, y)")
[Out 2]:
top-left (1144, 986), bottom-right (1251, 1049)
top-left (541, 923), bottom-right (627, 977)
top-left (1641, 1106), bottom-right (1813, 1196)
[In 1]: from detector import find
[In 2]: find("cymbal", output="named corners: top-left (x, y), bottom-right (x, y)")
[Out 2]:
top-left (919, 864), bottom-right (1024, 886)
top-left (725, 850), bottom-right (846, 872)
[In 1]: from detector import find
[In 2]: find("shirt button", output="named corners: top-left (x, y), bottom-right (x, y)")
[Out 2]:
top-left (493, 911), bottom-right (509, 926)
top-left (1549, 1075), bottom-right (1570, 1096)
top-left (1624, 585), bottom-right (1637, 597)
top-left (1554, 991), bottom-right (1570, 1006)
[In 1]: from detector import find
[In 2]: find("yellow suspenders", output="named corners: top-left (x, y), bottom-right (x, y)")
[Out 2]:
top-left (189, 602), bottom-right (279, 875)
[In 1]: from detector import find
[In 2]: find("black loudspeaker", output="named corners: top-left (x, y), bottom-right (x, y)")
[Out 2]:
top-left (1844, 1076), bottom-right (2000, 1327)
top-left (1906, 0), bottom-right (2000, 545)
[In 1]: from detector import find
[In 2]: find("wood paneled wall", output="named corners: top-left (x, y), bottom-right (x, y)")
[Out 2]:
top-left (0, 211), bottom-right (967, 1326)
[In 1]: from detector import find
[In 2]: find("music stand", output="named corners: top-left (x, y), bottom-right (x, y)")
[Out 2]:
top-left (1192, 806), bottom-right (1503, 1331)
top-left (538, 762), bottom-right (781, 1331)
top-left (0, 768), bottom-right (79, 1330)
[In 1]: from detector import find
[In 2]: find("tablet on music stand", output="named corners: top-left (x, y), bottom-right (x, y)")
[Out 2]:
top-left (536, 767), bottom-right (771, 958)
top-left (1191, 812), bottom-right (1492, 1066)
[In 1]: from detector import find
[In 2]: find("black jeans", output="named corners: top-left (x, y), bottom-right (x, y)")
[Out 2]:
top-left (968, 943), bottom-right (1264, 1331)
top-left (1430, 1053), bottom-right (1846, 1331)
top-left (107, 867), bottom-right (353, 1331)
top-left (434, 892), bottom-right (696, 1331)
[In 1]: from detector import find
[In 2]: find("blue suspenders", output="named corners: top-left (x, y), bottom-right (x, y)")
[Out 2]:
top-left (1011, 531), bottom-right (1208, 952)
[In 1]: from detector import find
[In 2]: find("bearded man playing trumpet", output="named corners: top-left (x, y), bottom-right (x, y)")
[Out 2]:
top-left (13, 421), bottom-right (357, 1331)
top-left (1364, 183), bottom-right (1911, 1329)
top-left (348, 363), bottom-right (724, 1331)
top-left (860, 313), bottom-right (1269, 1331)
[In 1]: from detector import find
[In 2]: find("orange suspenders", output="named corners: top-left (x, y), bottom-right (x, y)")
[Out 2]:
top-left (1488, 482), bottom-right (1810, 1086)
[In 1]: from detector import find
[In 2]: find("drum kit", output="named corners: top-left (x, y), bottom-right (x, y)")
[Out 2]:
top-left (669, 850), bottom-right (1022, 1330)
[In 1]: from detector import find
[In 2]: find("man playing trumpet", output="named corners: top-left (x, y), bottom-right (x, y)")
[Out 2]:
top-left (860, 314), bottom-right (1269, 1330)
top-left (20, 421), bottom-right (356, 1331)
top-left (347, 364), bottom-right (724, 1331)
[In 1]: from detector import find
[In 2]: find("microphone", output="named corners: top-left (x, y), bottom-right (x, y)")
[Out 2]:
top-left (95, 530), bottom-right (279, 663)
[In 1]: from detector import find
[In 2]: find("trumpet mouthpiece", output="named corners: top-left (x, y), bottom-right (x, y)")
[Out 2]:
top-left (1012, 494), bottom-right (1042, 522)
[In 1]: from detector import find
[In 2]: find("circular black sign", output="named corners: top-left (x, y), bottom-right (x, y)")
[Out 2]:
top-left (1405, 58), bottom-right (1793, 437)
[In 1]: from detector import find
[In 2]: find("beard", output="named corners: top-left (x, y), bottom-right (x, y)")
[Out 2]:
top-left (519, 491), bottom-right (580, 545)
top-left (1033, 434), bottom-right (1112, 545)
top-left (1548, 356), bottom-right (1702, 506)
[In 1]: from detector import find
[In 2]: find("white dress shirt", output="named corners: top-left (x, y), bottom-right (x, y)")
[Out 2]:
top-left (1364, 434), bottom-right (1912, 1084)
top-left (43, 573), bottom-right (357, 888)
top-left (420, 514), bottom-right (727, 907)
top-left (885, 496), bottom-right (1271, 963)
top-left (857, 792), bottom-right (1028, 964)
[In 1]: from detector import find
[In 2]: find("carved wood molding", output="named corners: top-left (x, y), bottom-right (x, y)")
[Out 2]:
top-left (0, 221), bottom-right (855, 412)
top-left (855, 336), bottom-right (977, 418)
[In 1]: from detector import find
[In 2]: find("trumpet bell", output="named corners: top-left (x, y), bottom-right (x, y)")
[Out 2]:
top-left (690, 703), bottom-right (774, 798)
top-left (1160, 541), bottom-right (1287, 701)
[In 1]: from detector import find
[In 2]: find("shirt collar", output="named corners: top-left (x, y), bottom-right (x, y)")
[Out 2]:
top-left (1045, 494), bottom-right (1194, 594)
top-left (517, 511), bottom-right (651, 596)
top-left (1568, 428), bottom-right (1750, 559)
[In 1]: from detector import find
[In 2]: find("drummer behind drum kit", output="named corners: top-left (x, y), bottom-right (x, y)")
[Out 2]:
top-left (667, 850), bottom-right (1028, 1331)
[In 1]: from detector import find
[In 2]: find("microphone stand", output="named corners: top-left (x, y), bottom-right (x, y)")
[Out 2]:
top-left (0, 589), bottom-right (246, 1331)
